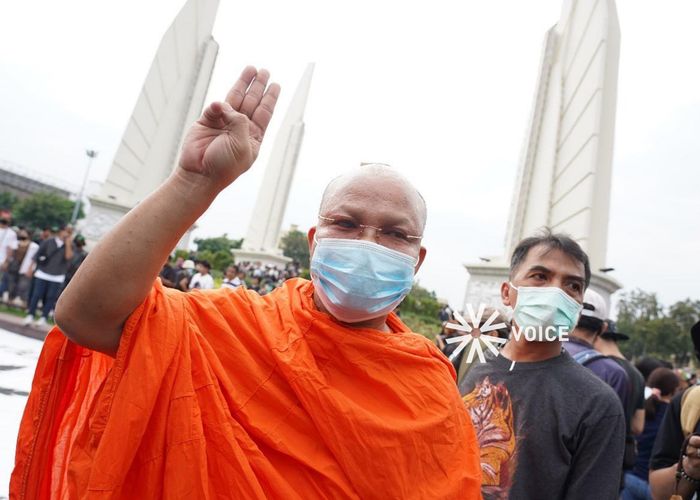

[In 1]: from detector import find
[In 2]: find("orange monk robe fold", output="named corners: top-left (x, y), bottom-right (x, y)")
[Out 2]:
top-left (11, 278), bottom-right (481, 499)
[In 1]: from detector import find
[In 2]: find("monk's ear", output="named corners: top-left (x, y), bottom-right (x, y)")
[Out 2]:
top-left (307, 227), bottom-right (317, 255)
top-left (414, 246), bottom-right (427, 273)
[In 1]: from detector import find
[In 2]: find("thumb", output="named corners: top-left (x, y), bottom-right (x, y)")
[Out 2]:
top-left (200, 101), bottom-right (242, 129)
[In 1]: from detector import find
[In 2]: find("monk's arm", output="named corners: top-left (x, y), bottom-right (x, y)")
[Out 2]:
top-left (55, 170), bottom-right (218, 355)
top-left (55, 66), bottom-right (279, 356)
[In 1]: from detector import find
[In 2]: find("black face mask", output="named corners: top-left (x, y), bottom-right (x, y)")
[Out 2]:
top-left (0, 219), bottom-right (8, 225)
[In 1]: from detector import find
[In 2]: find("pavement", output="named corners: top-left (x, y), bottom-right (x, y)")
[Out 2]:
top-left (0, 310), bottom-right (51, 341)
top-left (0, 326), bottom-right (43, 499)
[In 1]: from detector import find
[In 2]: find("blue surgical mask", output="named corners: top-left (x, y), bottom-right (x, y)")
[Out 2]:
top-left (310, 238), bottom-right (417, 323)
top-left (509, 282), bottom-right (582, 336)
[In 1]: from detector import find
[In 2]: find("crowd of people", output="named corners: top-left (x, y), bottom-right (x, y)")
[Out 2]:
top-left (159, 257), bottom-right (302, 294)
top-left (0, 217), bottom-right (87, 327)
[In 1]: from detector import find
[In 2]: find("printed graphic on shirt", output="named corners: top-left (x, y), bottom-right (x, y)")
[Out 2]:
top-left (462, 377), bottom-right (517, 500)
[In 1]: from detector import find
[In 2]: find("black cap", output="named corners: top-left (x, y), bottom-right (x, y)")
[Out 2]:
top-left (601, 319), bottom-right (629, 342)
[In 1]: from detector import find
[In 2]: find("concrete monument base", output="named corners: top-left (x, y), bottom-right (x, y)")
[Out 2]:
top-left (232, 249), bottom-right (292, 268)
top-left (462, 260), bottom-right (622, 316)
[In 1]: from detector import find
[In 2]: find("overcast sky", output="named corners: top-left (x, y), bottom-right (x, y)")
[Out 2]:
top-left (0, 0), bottom-right (698, 311)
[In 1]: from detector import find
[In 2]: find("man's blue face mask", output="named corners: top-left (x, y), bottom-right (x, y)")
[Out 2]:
top-left (509, 282), bottom-right (583, 338)
top-left (310, 238), bottom-right (417, 324)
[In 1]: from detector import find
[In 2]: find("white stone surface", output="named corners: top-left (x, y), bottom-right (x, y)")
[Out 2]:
top-left (83, 0), bottom-right (220, 244)
top-left (505, 0), bottom-right (620, 271)
top-left (242, 64), bottom-right (314, 254)
top-left (0, 329), bottom-right (42, 500)
top-left (463, 0), bottom-right (622, 312)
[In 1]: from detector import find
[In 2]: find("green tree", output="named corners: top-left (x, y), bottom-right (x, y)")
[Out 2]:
top-left (280, 228), bottom-right (310, 268)
top-left (194, 234), bottom-right (243, 254)
top-left (618, 289), bottom-right (699, 365)
top-left (197, 249), bottom-right (233, 274)
top-left (13, 192), bottom-right (83, 229)
top-left (399, 282), bottom-right (444, 338)
top-left (0, 191), bottom-right (19, 211)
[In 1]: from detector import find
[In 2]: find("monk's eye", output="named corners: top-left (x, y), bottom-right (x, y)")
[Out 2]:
top-left (384, 228), bottom-right (410, 241)
top-left (335, 219), bottom-right (357, 229)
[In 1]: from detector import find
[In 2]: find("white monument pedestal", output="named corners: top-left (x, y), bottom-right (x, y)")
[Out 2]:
top-left (232, 249), bottom-right (292, 268)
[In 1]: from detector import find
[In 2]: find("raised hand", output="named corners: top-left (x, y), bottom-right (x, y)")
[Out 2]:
top-left (178, 66), bottom-right (281, 192)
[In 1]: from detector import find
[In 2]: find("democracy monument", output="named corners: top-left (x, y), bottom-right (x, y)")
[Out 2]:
top-left (462, 0), bottom-right (623, 311)
top-left (79, 0), bottom-right (623, 311)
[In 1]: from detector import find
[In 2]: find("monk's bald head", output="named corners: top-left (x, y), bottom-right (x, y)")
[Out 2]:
top-left (319, 164), bottom-right (427, 234)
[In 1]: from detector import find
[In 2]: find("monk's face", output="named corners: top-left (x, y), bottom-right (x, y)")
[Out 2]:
top-left (308, 174), bottom-right (427, 272)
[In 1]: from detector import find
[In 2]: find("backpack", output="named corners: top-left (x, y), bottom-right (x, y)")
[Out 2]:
top-left (572, 348), bottom-right (608, 366)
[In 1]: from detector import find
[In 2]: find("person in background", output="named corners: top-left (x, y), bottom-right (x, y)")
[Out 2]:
top-left (23, 225), bottom-right (73, 327)
top-left (189, 260), bottom-right (214, 290)
top-left (0, 216), bottom-right (18, 289)
top-left (175, 259), bottom-right (195, 291)
top-left (2, 228), bottom-right (38, 307)
top-left (564, 289), bottom-right (630, 410)
top-left (159, 258), bottom-right (178, 288)
top-left (623, 367), bottom-right (680, 500)
top-left (62, 235), bottom-right (88, 290)
top-left (648, 320), bottom-right (700, 499)
top-left (594, 319), bottom-right (646, 473)
top-left (221, 265), bottom-right (243, 288)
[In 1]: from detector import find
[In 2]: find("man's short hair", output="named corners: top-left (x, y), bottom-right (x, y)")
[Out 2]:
top-left (576, 314), bottom-right (604, 335)
top-left (509, 229), bottom-right (591, 288)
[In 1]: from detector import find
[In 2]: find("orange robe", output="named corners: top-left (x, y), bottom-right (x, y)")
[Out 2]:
top-left (11, 278), bottom-right (481, 499)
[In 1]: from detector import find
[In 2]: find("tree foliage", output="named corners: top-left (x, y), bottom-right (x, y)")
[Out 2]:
top-left (12, 192), bottom-right (82, 229)
top-left (194, 234), bottom-right (243, 254)
top-left (0, 191), bottom-right (19, 211)
top-left (280, 228), bottom-right (310, 269)
top-left (399, 282), bottom-right (444, 337)
top-left (618, 289), bottom-right (700, 365)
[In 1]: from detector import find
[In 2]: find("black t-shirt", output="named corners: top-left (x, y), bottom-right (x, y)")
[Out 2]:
top-left (650, 391), bottom-right (688, 471)
top-left (460, 349), bottom-right (626, 499)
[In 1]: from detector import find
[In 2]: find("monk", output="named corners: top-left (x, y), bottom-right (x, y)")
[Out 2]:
top-left (11, 67), bottom-right (481, 499)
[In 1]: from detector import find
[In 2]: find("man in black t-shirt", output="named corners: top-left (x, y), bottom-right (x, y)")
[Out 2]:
top-left (460, 232), bottom-right (625, 499)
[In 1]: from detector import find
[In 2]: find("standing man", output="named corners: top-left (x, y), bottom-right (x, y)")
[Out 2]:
top-left (594, 320), bottom-right (646, 475)
top-left (189, 260), bottom-right (215, 290)
top-left (460, 231), bottom-right (626, 499)
top-left (564, 289), bottom-right (630, 410)
top-left (0, 216), bottom-right (18, 289)
top-left (23, 225), bottom-right (73, 327)
top-left (12, 67), bottom-right (481, 499)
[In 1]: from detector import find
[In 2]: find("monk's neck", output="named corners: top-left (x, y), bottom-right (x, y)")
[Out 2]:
top-left (312, 291), bottom-right (391, 333)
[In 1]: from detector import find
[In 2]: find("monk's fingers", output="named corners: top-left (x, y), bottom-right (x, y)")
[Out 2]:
top-left (251, 83), bottom-right (281, 138)
top-left (200, 101), bottom-right (239, 129)
top-left (225, 66), bottom-right (257, 111)
top-left (239, 69), bottom-right (270, 119)
top-left (689, 435), bottom-right (700, 448)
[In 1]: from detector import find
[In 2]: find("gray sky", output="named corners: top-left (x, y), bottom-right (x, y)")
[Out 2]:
top-left (0, 0), bottom-right (698, 311)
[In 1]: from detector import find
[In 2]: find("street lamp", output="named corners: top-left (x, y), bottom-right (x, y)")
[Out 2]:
top-left (71, 149), bottom-right (98, 225)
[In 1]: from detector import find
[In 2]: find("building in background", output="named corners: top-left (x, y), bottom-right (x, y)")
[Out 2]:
top-left (0, 159), bottom-right (74, 202)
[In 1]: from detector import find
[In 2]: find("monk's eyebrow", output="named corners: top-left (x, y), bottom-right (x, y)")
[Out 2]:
top-left (327, 205), bottom-right (416, 228)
